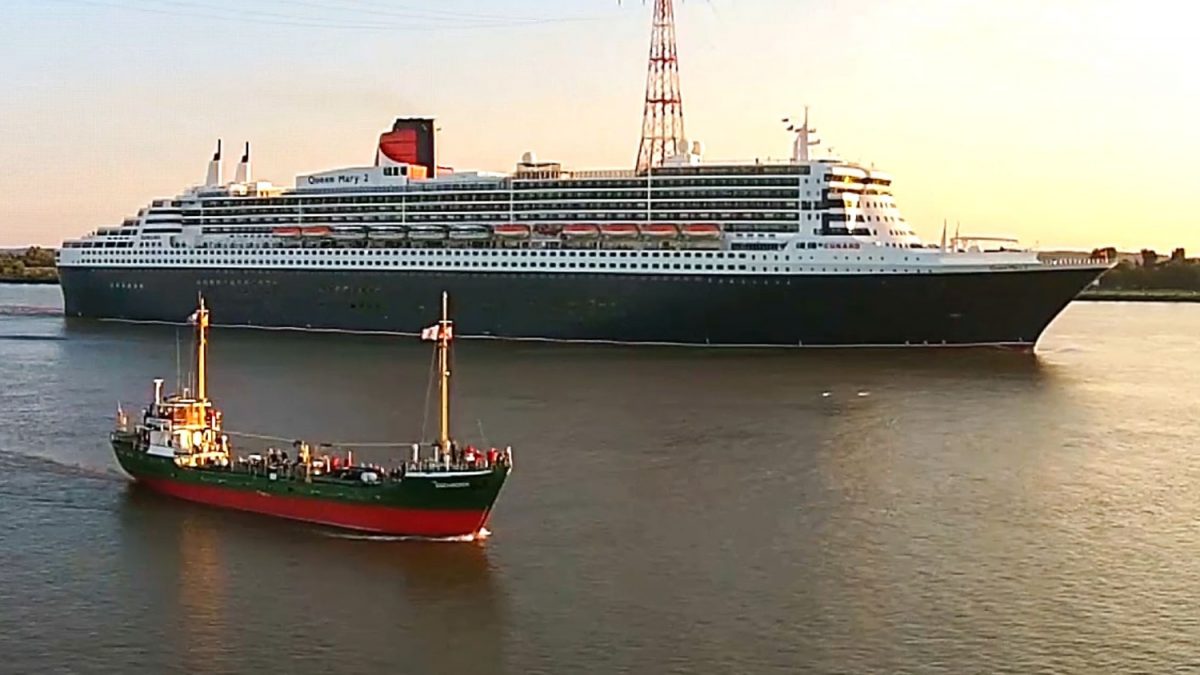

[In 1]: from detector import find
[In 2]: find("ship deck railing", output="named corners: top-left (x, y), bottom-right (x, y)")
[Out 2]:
top-left (1038, 257), bottom-right (1111, 267)
top-left (194, 456), bottom-right (507, 485)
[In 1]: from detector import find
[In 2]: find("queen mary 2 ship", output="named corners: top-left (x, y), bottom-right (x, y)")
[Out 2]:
top-left (57, 116), bottom-right (1109, 349)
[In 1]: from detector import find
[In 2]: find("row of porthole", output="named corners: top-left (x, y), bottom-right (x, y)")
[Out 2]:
top-left (185, 248), bottom-right (752, 260)
top-left (73, 251), bottom-right (757, 262)
top-left (84, 245), bottom-right (911, 260)
top-left (74, 251), bottom-right (926, 266)
top-left (75, 249), bottom-right (924, 263)
top-left (81, 259), bottom-right (935, 275)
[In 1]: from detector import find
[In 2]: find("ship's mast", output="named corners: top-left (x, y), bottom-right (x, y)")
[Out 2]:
top-left (437, 292), bottom-right (451, 450)
top-left (785, 106), bottom-right (820, 163)
top-left (196, 296), bottom-right (210, 401)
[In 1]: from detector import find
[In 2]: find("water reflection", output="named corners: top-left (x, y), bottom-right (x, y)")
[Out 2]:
top-left (118, 483), bottom-right (508, 674)
top-left (176, 506), bottom-right (227, 675)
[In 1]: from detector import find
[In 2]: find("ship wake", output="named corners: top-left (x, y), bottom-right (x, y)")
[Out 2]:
top-left (0, 304), bottom-right (62, 318)
top-left (320, 527), bottom-right (491, 544)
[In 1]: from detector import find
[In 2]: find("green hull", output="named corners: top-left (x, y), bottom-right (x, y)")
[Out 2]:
top-left (112, 432), bottom-right (509, 537)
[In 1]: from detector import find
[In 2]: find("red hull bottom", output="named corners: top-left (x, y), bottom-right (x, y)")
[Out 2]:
top-left (141, 478), bottom-right (491, 538)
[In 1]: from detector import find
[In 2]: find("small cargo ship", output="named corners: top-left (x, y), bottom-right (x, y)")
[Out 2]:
top-left (110, 293), bottom-right (511, 538)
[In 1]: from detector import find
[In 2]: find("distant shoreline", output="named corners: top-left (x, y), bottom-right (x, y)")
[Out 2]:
top-left (1, 247), bottom-right (58, 284)
top-left (1077, 289), bottom-right (1200, 303)
top-left (0, 277), bottom-right (58, 286)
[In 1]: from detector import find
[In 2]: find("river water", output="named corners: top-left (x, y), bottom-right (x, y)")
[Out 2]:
top-left (1, 283), bottom-right (1198, 674)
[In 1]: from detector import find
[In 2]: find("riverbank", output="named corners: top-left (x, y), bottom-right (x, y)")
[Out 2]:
top-left (1077, 289), bottom-right (1200, 303)
top-left (0, 276), bottom-right (58, 285)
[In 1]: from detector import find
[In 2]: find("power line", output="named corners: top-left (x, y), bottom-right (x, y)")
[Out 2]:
top-left (256, 0), bottom-right (547, 24)
top-left (46, 0), bottom-right (610, 32)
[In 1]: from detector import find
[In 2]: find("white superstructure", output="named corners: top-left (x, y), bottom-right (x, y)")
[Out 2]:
top-left (57, 117), bottom-right (1099, 278)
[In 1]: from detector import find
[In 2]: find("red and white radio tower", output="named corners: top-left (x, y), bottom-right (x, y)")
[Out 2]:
top-left (635, 0), bottom-right (686, 172)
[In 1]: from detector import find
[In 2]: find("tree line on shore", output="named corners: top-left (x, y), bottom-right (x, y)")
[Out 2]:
top-left (1090, 248), bottom-right (1200, 292)
top-left (0, 247), bottom-right (57, 282)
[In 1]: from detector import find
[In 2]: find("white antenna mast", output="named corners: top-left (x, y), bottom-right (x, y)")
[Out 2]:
top-left (783, 106), bottom-right (820, 162)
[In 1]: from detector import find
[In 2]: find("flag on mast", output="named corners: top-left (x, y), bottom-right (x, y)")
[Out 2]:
top-left (186, 310), bottom-right (200, 324)
top-left (421, 324), bottom-right (453, 341)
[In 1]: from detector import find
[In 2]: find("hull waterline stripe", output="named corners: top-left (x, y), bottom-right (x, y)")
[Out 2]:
top-left (138, 477), bottom-right (490, 537)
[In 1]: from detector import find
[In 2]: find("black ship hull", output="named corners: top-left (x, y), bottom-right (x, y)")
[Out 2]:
top-left (59, 266), bottom-right (1106, 348)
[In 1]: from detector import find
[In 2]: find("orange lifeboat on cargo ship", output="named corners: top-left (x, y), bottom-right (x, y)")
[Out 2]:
top-left (562, 223), bottom-right (600, 239)
top-left (600, 223), bottom-right (640, 238)
top-left (641, 224), bottom-right (679, 239)
top-left (493, 224), bottom-right (531, 239)
top-left (681, 223), bottom-right (721, 239)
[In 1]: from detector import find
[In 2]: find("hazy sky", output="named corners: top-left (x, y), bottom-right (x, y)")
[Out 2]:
top-left (1, 0), bottom-right (1195, 251)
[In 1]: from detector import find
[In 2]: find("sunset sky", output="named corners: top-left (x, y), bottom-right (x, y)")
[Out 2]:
top-left (1, 0), bottom-right (1194, 252)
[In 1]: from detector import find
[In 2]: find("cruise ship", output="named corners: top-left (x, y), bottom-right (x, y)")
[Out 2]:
top-left (58, 116), bottom-right (1109, 348)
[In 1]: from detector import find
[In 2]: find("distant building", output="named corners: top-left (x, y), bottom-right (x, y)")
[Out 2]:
top-left (1170, 248), bottom-right (1187, 263)
top-left (1140, 249), bottom-right (1159, 268)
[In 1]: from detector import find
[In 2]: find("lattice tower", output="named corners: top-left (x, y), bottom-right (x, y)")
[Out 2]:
top-left (635, 0), bottom-right (686, 171)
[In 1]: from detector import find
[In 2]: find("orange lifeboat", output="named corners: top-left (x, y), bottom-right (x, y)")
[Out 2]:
top-left (682, 223), bottom-right (721, 239)
top-left (641, 224), bottom-right (679, 239)
top-left (562, 223), bottom-right (600, 238)
top-left (301, 226), bottom-right (332, 237)
top-left (493, 224), bottom-right (531, 239)
top-left (273, 226), bottom-right (301, 238)
top-left (600, 223), bottom-right (640, 238)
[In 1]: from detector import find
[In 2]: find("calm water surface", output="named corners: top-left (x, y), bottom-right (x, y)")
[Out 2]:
top-left (1, 283), bottom-right (1199, 674)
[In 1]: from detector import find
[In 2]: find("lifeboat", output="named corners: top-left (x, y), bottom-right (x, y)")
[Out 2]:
top-left (301, 226), bottom-right (332, 238)
top-left (641, 224), bottom-right (679, 239)
top-left (408, 225), bottom-right (447, 242)
top-left (562, 223), bottom-right (600, 239)
top-left (330, 227), bottom-right (365, 242)
top-left (600, 223), bottom-right (640, 238)
top-left (534, 224), bottom-right (564, 236)
top-left (493, 224), bottom-right (532, 239)
top-left (272, 226), bottom-right (301, 238)
top-left (448, 225), bottom-right (491, 242)
top-left (681, 223), bottom-right (721, 239)
top-left (367, 227), bottom-right (406, 242)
